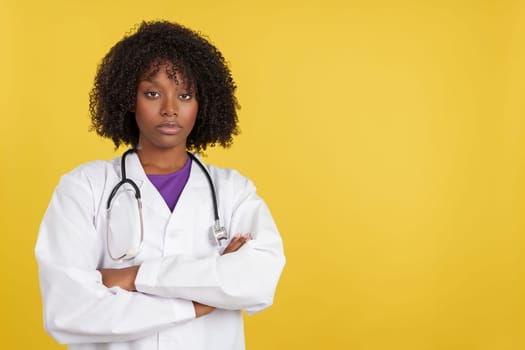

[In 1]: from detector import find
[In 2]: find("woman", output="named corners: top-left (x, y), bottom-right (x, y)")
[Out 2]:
top-left (35, 20), bottom-right (285, 350)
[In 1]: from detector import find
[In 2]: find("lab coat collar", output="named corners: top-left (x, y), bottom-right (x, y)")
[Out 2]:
top-left (120, 150), bottom-right (210, 218)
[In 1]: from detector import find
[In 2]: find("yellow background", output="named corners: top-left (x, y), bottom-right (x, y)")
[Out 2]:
top-left (1, 0), bottom-right (524, 349)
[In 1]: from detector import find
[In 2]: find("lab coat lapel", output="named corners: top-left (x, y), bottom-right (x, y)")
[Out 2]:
top-left (124, 151), bottom-right (171, 218)
top-left (167, 155), bottom-right (214, 256)
top-left (170, 154), bottom-right (210, 227)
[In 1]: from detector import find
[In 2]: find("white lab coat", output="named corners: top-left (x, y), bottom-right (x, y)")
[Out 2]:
top-left (35, 152), bottom-right (285, 350)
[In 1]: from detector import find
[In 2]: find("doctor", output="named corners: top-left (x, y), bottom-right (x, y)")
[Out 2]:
top-left (35, 21), bottom-right (285, 350)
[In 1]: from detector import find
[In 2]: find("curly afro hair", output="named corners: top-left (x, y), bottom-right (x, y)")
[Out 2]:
top-left (89, 20), bottom-right (239, 152)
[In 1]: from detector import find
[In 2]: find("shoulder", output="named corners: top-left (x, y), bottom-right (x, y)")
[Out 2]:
top-left (203, 161), bottom-right (255, 191)
top-left (66, 159), bottom-right (113, 175)
top-left (198, 161), bottom-right (261, 211)
top-left (58, 158), bottom-right (119, 191)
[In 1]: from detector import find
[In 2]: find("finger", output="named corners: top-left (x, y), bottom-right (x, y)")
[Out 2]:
top-left (223, 239), bottom-right (241, 254)
top-left (231, 235), bottom-right (249, 249)
top-left (223, 235), bottom-right (249, 254)
top-left (224, 243), bottom-right (238, 252)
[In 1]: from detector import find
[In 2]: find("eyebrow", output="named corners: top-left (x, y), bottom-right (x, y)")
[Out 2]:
top-left (140, 77), bottom-right (189, 85)
top-left (138, 76), bottom-right (194, 90)
top-left (141, 77), bottom-right (157, 83)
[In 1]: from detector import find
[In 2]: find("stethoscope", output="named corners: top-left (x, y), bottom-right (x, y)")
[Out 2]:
top-left (106, 148), bottom-right (228, 261)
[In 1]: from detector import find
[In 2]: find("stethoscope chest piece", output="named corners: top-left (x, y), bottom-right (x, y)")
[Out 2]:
top-left (213, 220), bottom-right (228, 247)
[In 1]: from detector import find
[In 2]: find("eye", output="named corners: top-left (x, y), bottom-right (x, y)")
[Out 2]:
top-left (144, 91), bottom-right (160, 99)
top-left (178, 93), bottom-right (193, 101)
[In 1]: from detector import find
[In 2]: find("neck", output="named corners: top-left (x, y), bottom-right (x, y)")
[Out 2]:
top-left (136, 146), bottom-right (189, 175)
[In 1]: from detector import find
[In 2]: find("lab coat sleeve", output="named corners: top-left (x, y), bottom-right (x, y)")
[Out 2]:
top-left (135, 171), bottom-right (285, 314)
top-left (35, 167), bottom-right (196, 344)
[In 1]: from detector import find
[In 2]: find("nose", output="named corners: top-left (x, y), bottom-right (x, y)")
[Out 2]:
top-left (161, 96), bottom-right (178, 117)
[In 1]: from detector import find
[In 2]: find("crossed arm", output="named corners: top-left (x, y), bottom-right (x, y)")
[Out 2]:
top-left (36, 170), bottom-right (285, 344)
top-left (99, 234), bottom-right (252, 317)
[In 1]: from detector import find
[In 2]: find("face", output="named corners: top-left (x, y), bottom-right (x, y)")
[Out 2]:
top-left (133, 63), bottom-right (198, 152)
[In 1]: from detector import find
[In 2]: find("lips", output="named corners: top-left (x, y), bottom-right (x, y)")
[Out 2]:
top-left (157, 122), bottom-right (182, 135)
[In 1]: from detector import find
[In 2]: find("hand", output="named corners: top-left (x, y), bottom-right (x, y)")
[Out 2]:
top-left (222, 233), bottom-right (252, 255)
top-left (98, 265), bottom-right (139, 291)
top-left (193, 301), bottom-right (215, 317)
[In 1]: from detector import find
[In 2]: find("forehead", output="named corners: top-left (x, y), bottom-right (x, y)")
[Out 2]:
top-left (140, 60), bottom-right (193, 85)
